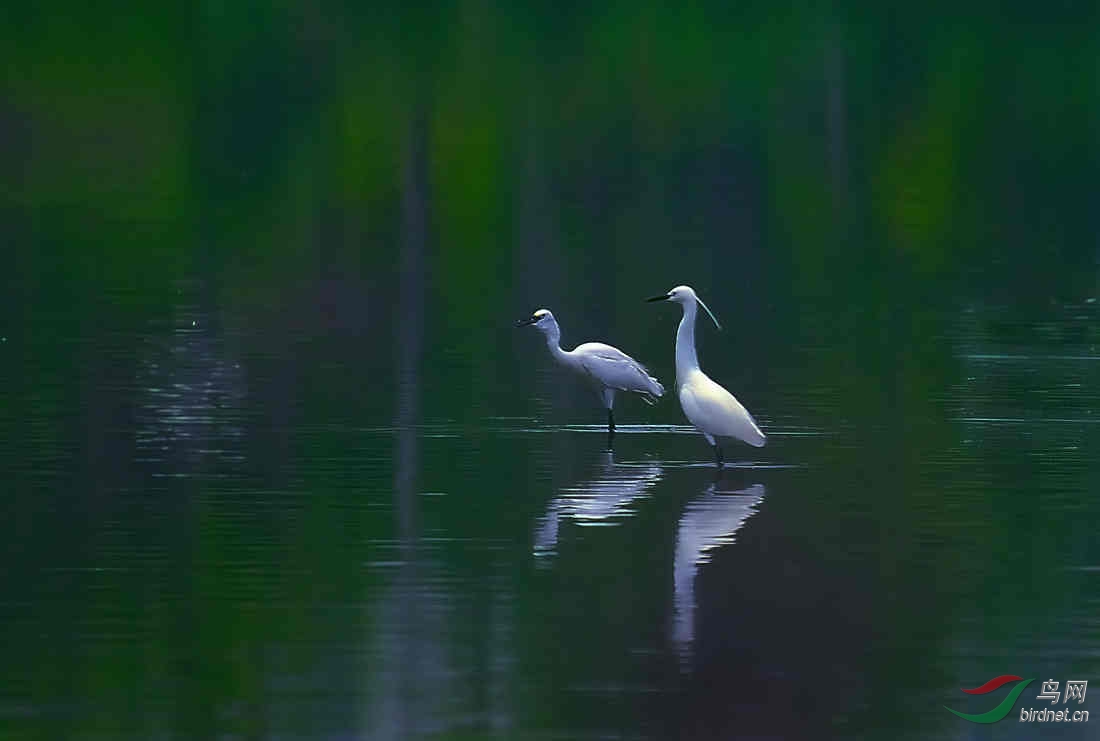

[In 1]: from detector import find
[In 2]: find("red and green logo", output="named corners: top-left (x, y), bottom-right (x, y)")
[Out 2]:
top-left (944, 675), bottom-right (1034, 723)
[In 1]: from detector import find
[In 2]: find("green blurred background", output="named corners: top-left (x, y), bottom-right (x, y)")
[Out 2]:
top-left (3, 2), bottom-right (1100, 739)
top-left (6, 1), bottom-right (1098, 359)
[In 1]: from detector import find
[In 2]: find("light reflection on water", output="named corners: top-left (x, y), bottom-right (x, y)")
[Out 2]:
top-left (364, 547), bottom-right (516, 740)
top-left (135, 290), bottom-right (246, 471)
top-left (672, 482), bottom-right (765, 663)
top-left (533, 453), bottom-right (663, 558)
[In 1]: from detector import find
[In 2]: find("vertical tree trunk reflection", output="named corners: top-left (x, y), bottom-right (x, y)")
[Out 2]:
top-left (377, 106), bottom-right (430, 739)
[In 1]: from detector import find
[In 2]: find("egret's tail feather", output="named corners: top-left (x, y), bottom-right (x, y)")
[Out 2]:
top-left (636, 376), bottom-right (664, 405)
top-left (745, 416), bottom-right (766, 448)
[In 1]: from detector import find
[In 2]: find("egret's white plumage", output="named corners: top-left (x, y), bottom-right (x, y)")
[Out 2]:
top-left (515, 309), bottom-right (664, 449)
top-left (647, 285), bottom-right (765, 466)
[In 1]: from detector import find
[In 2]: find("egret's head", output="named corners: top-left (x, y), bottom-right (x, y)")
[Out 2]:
top-left (646, 285), bottom-right (696, 304)
top-left (645, 285), bottom-right (721, 329)
top-left (668, 285), bottom-right (696, 304)
top-left (514, 308), bottom-right (555, 331)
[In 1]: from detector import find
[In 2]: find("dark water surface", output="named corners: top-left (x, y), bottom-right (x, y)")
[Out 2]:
top-left (2, 285), bottom-right (1098, 740)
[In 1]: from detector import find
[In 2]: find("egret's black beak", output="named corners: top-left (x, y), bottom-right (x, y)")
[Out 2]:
top-left (514, 316), bottom-right (539, 327)
top-left (646, 294), bottom-right (671, 302)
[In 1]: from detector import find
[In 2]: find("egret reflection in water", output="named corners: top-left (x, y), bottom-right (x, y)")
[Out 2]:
top-left (673, 481), bottom-right (766, 661)
top-left (533, 453), bottom-right (663, 557)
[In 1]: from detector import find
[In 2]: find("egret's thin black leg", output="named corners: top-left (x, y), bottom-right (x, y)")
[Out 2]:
top-left (607, 409), bottom-right (615, 451)
top-left (714, 444), bottom-right (724, 469)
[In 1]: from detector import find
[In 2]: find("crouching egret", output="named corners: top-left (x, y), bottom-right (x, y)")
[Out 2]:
top-left (646, 286), bottom-right (765, 466)
top-left (515, 309), bottom-right (665, 450)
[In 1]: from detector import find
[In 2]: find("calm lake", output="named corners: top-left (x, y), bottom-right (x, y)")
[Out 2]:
top-left (3, 4), bottom-right (1100, 738)
top-left (3, 284), bottom-right (1098, 739)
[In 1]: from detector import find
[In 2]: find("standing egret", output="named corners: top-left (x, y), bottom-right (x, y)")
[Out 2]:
top-left (646, 286), bottom-right (765, 466)
top-left (515, 309), bottom-right (665, 450)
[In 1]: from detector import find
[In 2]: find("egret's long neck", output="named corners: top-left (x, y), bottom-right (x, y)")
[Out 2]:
top-left (675, 301), bottom-right (700, 382)
top-left (543, 322), bottom-right (570, 365)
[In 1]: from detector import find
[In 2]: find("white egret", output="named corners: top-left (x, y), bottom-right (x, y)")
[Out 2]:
top-left (646, 285), bottom-right (765, 466)
top-left (515, 309), bottom-right (665, 450)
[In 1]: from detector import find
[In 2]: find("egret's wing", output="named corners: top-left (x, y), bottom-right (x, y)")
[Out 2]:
top-left (679, 373), bottom-right (765, 446)
top-left (575, 343), bottom-right (664, 398)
